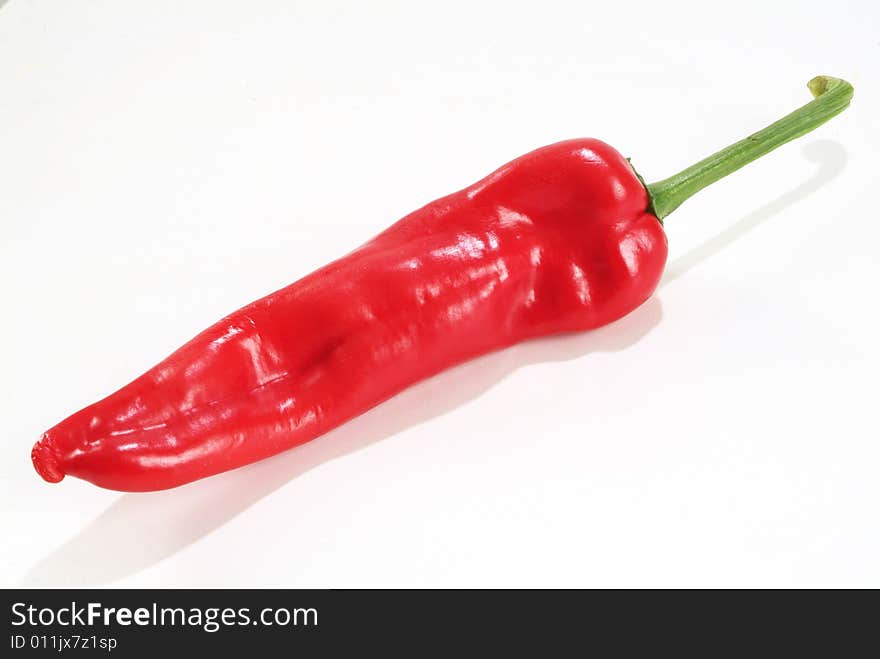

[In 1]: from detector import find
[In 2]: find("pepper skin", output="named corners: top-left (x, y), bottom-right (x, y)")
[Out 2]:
top-left (32, 139), bottom-right (667, 491)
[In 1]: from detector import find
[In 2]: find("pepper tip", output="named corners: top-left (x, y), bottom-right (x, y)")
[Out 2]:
top-left (32, 432), bottom-right (65, 484)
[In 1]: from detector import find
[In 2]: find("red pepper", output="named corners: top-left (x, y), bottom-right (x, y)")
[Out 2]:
top-left (32, 76), bottom-right (852, 491)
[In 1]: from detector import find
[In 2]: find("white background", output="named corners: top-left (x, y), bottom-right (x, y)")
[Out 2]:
top-left (1, 0), bottom-right (878, 588)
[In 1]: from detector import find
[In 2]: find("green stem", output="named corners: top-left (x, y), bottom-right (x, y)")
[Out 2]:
top-left (646, 75), bottom-right (853, 221)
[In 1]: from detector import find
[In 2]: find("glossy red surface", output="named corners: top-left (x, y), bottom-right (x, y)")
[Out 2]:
top-left (33, 138), bottom-right (667, 491)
